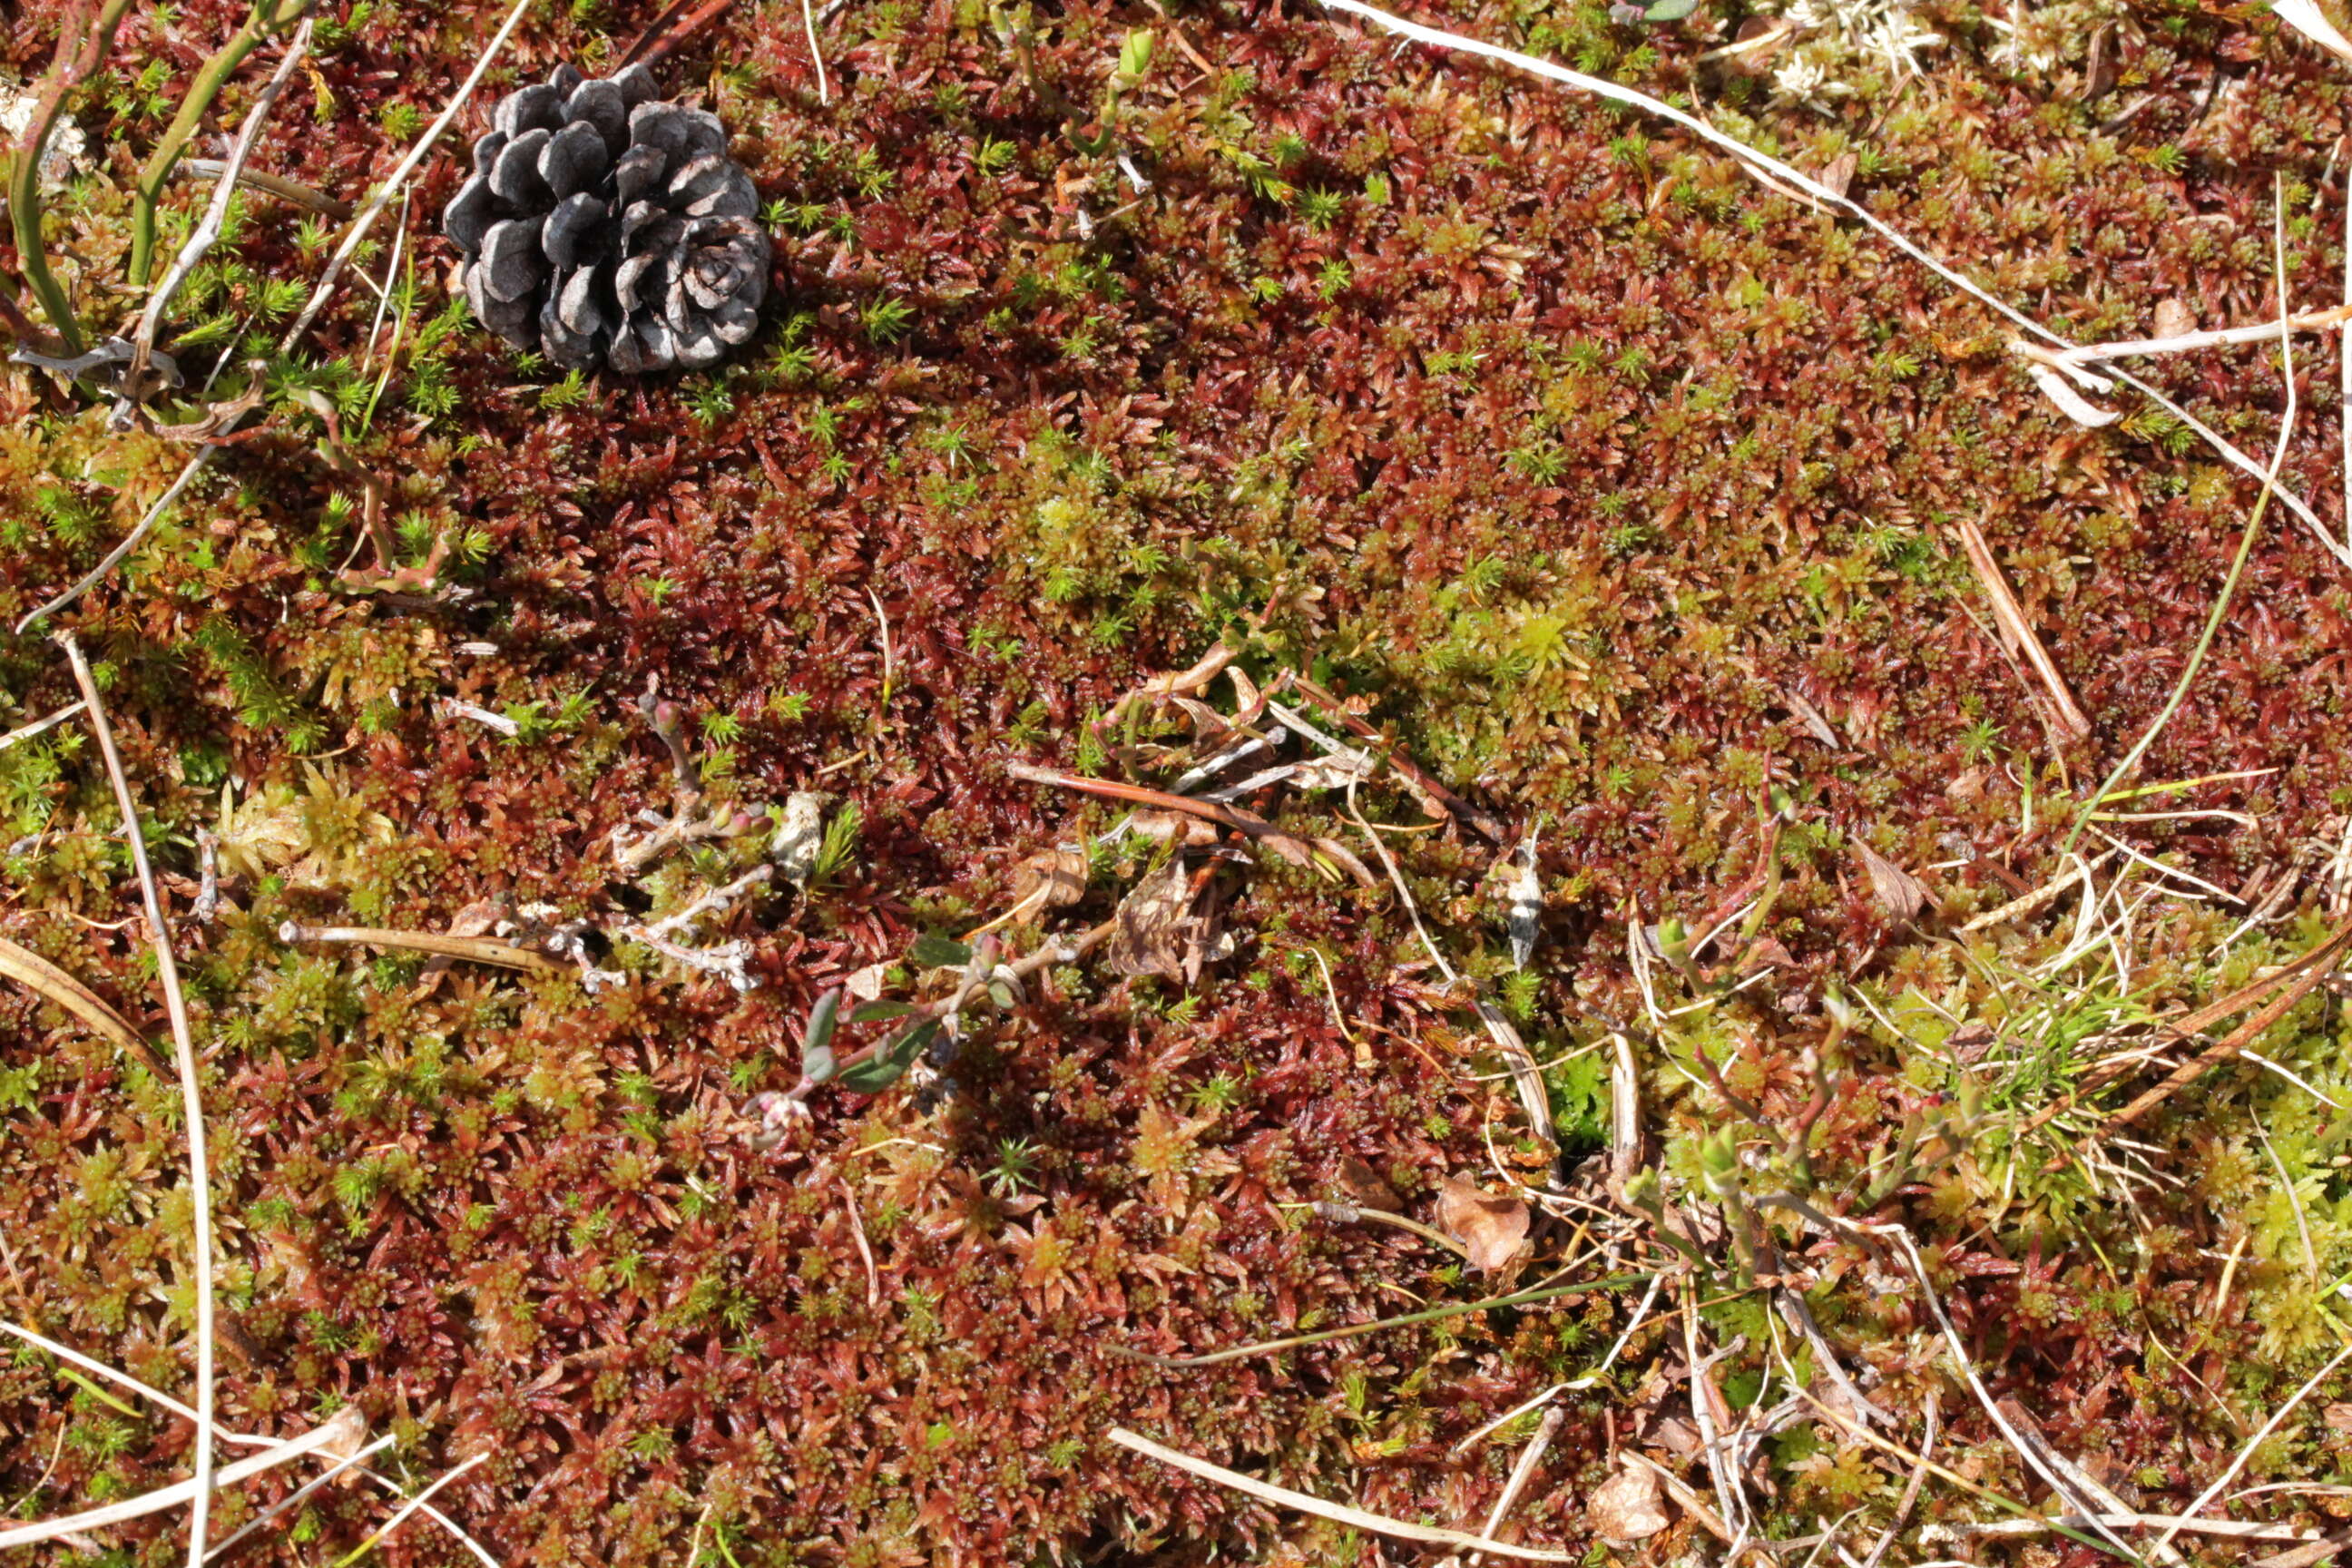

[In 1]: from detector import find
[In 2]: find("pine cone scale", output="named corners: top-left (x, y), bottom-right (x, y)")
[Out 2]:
top-left (443, 64), bottom-right (769, 373)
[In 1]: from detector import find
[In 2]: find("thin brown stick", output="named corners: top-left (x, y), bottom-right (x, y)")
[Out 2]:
top-left (2092, 916), bottom-right (2352, 1138)
top-left (56, 633), bottom-right (216, 1568)
top-left (1106, 1427), bottom-right (1578, 1561)
top-left (177, 159), bottom-right (352, 218)
top-left (618, 0), bottom-right (700, 66)
top-left (1953, 513), bottom-right (2092, 740)
top-left (276, 922), bottom-right (566, 974)
top-left (632, 0), bottom-right (736, 69)
top-left (1007, 761), bottom-right (1377, 886)
top-left (0, 933), bottom-right (170, 1075)
top-left (1289, 673), bottom-right (1507, 841)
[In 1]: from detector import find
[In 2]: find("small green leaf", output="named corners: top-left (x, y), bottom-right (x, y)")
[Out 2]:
top-left (850, 999), bottom-right (922, 1024)
top-left (1117, 28), bottom-right (1154, 82)
top-left (838, 1021), bottom-right (939, 1093)
top-left (987, 978), bottom-right (1018, 1010)
top-left (907, 933), bottom-right (973, 970)
top-left (1644, 0), bottom-right (1697, 19)
top-left (803, 988), bottom-right (841, 1083)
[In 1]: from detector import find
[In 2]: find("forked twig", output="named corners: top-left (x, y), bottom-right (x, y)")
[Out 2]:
top-left (119, 19), bottom-right (312, 412)
top-left (58, 632), bottom-right (218, 1568)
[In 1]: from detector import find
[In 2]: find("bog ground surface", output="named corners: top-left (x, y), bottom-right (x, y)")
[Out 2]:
top-left (5, 0), bottom-right (2352, 1562)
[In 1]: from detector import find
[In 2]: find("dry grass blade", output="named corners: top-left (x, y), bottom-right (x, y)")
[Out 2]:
top-left (1857, 1388), bottom-right (1936, 1568)
top-left (2060, 178), bottom-right (2306, 859)
top-left (1952, 514), bottom-right (2092, 740)
top-left (277, 922), bottom-right (567, 974)
top-left (0, 700), bottom-right (85, 750)
top-left (2048, 303), bottom-right (2352, 367)
top-left (0, 1408), bottom-right (364, 1549)
top-left (2146, 1339), bottom-right (2352, 1559)
top-left (328, 1453), bottom-right (489, 1568)
top-left (1105, 1427), bottom-right (1578, 1561)
top-left (1474, 1406), bottom-right (1567, 1561)
top-left (1870, 1223), bottom-right (2143, 1561)
top-left (0, 933), bottom-right (168, 1075)
top-left (16, 446), bottom-right (219, 632)
top-left (59, 632), bottom-right (216, 1568)
top-left (2092, 916), bottom-right (2352, 1138)
top-left (201, 1435), bottom-right (395, 1563)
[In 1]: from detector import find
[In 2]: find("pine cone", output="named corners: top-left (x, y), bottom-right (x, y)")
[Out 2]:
top-left (442, 63), bottom-right (770, 374)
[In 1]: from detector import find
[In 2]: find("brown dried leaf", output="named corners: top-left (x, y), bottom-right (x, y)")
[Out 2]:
top-left (1815, 150), bottom-right (1858, 200)
top-left (1945, 1023), bottom-right (1997, 1063)
top-left (2153, 298), bottom-right (2196, 340)
top-left (1856, 842), bottom-right (1933, 925)
top-left (1335, 1155), bottom-right (1402, 1213)
top-left (1107, 855), bottom-right (1206, 981)
top-left (1012, 847), bottom-right (1086, 909)
top-left (1587, 1459), bottom-right (1672, 1544)
top-left (1434, 1174), bottom-right (1528, 1272)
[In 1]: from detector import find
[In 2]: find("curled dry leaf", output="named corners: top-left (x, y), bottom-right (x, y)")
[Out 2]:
top-left (1433, 1174), bottom-right (1529, 1272)
top-left (1855, 842), bottom-right (1934, 925)
top-left (1586, 1458), bottom-right (1672, 1544)
top-left (1107, 854), bottom-right (1219, 982)
top-left (2025, 362), bottom-right (2121, 428)
top-left (1012, 846), bottom-right (1087, 908)
top-left (1335, 1154), bottom-right (1403, 1213)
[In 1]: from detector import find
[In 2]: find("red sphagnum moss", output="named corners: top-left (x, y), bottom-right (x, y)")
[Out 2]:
top-left (6, 0), bottom-right (2352, 1561)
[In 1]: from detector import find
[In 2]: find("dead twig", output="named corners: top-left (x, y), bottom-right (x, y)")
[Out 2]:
top-left (177, 157), bottom-right (351, 218)
top-left (1471, 1406), bottom-right (1565, 1563)
top-left (1857, 1388), bottom-right (1936, 1568)
top-left (1007, 762), bottom-right (1377, 887)
top-left (1289, 673), bottom-right (1507, 840)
